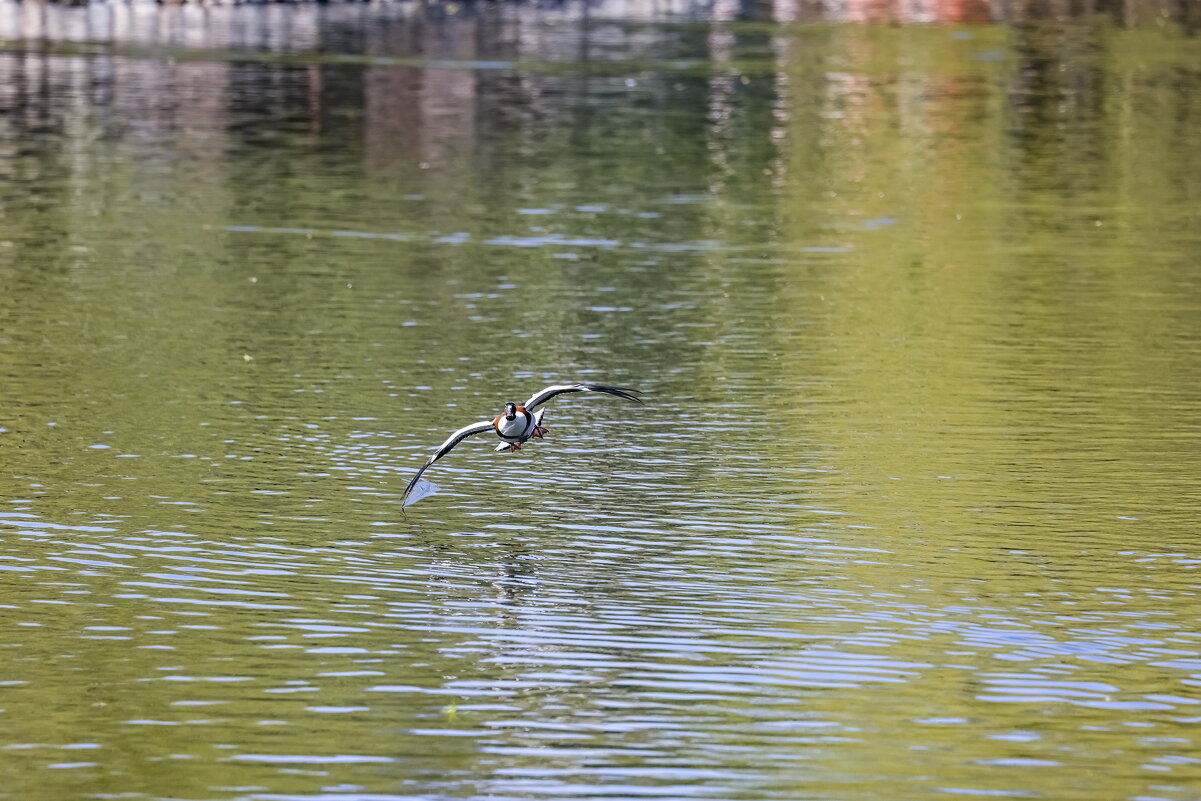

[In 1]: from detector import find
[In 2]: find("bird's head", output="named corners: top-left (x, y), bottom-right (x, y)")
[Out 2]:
top-left (503, 401), bottom-right (517, 420)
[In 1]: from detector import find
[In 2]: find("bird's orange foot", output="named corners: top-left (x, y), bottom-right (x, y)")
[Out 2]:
top-left (533, 425), bottom-right (548, 438)
top-left (504, 442), bottom-right (522, 452)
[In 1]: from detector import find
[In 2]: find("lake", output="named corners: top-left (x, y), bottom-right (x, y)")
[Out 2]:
top-left (1, 1), bottom-right (1200, 799)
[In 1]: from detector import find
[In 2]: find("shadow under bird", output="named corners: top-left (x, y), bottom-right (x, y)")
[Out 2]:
top-left (403, 383), bottom-right (643, 505)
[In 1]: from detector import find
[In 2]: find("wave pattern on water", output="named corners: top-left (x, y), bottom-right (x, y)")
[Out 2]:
top-left (2, 486), bottom-right (1200, 799)
top-left (2, 2), bottom-right (1201, 800)
top-left (220, 223), bottom-right (852, 256)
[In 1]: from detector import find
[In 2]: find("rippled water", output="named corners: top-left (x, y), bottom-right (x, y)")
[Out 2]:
top-left (2, 1), bottom-right (1201, 799)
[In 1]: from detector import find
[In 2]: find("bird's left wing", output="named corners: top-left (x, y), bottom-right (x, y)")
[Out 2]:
top-left (522, 383), bottom-right (642, 410)
top-left (403, 419), bottom-right (495, 503)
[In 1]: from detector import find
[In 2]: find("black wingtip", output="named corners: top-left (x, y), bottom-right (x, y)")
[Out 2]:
top-left (582, 384), bottom-right (644, 404)
top-left (402, 469), bottom-right (425, 506)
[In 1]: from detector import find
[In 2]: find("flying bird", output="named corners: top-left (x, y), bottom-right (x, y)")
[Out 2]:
top-left (403, 383), bottom-right (642, 504)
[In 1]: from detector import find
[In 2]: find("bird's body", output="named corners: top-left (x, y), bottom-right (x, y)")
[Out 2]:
top-left (493, 404), bottom-right (543, 444)
top-left (403, 383), bottom-right (641, 504)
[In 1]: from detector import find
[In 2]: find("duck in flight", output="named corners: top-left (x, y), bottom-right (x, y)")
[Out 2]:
top-left (403, 383), bottom-right (642, 504)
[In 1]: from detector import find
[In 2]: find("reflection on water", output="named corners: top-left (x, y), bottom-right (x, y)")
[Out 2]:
top-left (2, 0), bottom-right (1201, 800)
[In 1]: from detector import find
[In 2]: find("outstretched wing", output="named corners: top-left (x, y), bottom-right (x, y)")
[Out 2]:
top-left (403, 420), bottom-right (495, 503)
top-left (522, 383), bottom-right (643, 410)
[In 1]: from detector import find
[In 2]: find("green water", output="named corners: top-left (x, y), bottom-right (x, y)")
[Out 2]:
top-left (1, 3), bottom-right (1200, 800)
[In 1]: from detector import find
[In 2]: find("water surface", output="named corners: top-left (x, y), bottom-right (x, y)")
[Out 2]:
top-left (1, 2), bottom-right (1200, 800)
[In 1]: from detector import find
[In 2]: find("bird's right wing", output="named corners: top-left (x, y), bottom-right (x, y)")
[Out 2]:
top-left (403, 420), bottom-right (495, 503)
